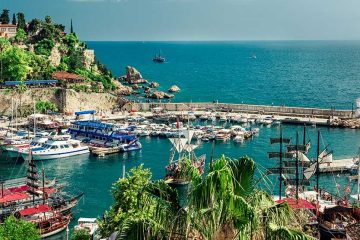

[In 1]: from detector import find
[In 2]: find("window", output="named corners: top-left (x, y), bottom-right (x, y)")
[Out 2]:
top-left (1, 28), bottom-right (6, 31)
top-left (8, 28), bottom-right (15, 32)
top-left (50, 146), bottom-right (57, 149)
top-left (64, 145), bottom-right (70, 148)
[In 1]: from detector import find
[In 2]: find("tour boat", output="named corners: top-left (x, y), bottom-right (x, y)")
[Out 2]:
top-left (20, 138), bottom-right (89, 160)
top-left (68, 118), bottom-right (142, 152)
top-left (152, 50), bottom-right (166, 63)
top-left (15, 206), bottom-right (71, 238)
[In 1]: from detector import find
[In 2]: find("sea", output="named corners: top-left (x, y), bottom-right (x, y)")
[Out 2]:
top-left (1, 41), bottom-right (360, 239)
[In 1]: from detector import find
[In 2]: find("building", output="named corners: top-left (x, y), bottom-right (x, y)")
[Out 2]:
top-left (0, 24), bottom-right (17, 39)
top-left (52, 71), bottom-right (86, 84)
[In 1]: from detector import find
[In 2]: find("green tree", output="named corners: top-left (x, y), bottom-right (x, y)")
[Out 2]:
top-left (35, 100), bottom-right (58, 114)
top-left (17, 12), bottom-right (26, 30)
top-left (34, 38), bottom-right (55, 57)
top-left (71, 229), bottom-right (90, 240)
top-left (0, 46), bottom-right (31, 80)
top-left (0, 215), bottom-right (40, 240)
top-left (99, 156), bottom-right (315, 240)
top-left (45, 15), bottom-right (52, 24)
top-left (14, 29), bottom-right (27, 43)
top-left (15, 80), bottom-right (28, 116)
top-left (27, 18), bottom-right (41, 35)
top-left (0, 9), bottom-right (10, 24)
top-left (12, 13), bottom-right (16, 25)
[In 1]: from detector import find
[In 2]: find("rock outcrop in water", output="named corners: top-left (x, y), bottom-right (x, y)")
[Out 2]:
top-left (149, 81), bottom-right (160, 88)
top-left (125, 66), bottom-right (148, 84)
top-left (168, 85), bottom-right (180, 92)
top-left (112, 80), bottom-right (133, 95)
top-left (146, 91), bottom-right (174, 99)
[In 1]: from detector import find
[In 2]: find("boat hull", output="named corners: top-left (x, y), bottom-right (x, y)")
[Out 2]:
top-left (22, 148), bottom-right (90, 161)
top-left (319, 223), bottom-right (346, 240)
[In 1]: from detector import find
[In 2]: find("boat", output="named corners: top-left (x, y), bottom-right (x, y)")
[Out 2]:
top-left (233, 134), bottom-right (244, 143)
top-left (68, 111), bottom-right (142, 152)
top-left (152, 50), bottom-right (166, 63)
top-left (15, 206), bottom-right (71, 238)
top-left (165, 121), bottom-right (205, 186)
top-left (20, 137), bottom-right (89, 160)
top-left (74, 218), bottom-right (99, 240)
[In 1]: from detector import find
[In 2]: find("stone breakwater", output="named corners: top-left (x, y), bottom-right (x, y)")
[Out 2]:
top-left (126, 102), bottom-right (360, 129)
top-left (133, 102), bottom-right (353, 118)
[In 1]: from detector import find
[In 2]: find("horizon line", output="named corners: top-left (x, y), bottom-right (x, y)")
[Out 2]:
top-left (84, 39), bottom-right (360, 42)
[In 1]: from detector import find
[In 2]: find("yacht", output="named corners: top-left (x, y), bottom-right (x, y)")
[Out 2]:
top-left (21, 138), bottom-right (89, 160)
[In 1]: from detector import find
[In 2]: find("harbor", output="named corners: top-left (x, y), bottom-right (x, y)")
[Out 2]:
top-left (1, 2), bottom-right (360, 238)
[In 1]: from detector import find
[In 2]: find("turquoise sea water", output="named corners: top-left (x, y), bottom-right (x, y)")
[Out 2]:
top-left (2, 41), bottom-right (360, 239)
top-left (87, 41), bottom-right (360, 109)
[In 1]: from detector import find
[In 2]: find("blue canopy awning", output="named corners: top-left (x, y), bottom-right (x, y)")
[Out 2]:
top-left (75, 110), bottom-right (96, 116)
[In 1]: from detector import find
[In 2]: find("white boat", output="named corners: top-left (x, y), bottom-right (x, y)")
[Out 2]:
top-left (74, 218), bottom-right (99, 240)
top-left (21, 138), bottom-right (89, 160)
top-left (233, 134), bottom-right (244, 143)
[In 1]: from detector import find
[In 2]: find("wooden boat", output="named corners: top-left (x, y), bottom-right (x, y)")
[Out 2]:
top-left (15, 206), bottom-right (71, 238)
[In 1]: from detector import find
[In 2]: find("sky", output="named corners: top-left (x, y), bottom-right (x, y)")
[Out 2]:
top-left (2, 0), bottom-right (360, 41)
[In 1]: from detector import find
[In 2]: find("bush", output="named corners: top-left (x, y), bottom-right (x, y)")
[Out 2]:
top-left (71, 229), bottom-right (90, 240)
top-left (34, 38), bottom-right (55, 57)
top-left (0, 215), bottom-right (40, 240)
top-left (35, 100), bottom-right (58, 114)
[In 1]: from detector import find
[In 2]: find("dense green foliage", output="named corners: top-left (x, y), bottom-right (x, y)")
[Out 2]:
top-left (0, 9), bottom-right (10, 24)
top-left (12, 13), bottom-right (16, 25)
top-left (0, 9), bottom-right (117, 92)
top-left (71, 229), bottom-right (91, 240)
top-left (34, 38), bottom-right (55, 56)
top-left (17, 13), bottom-right (26, 30)
top-left (99, 156), bottom-right (315, 240)
top-left (0, 215), bottom-right (40, 240)
top-left (36, 100), bottom-right (58, 113)
top-left (0, 46), bottom-right (31, 81)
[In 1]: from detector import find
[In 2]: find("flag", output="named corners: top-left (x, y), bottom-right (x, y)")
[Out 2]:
top-left (176, 118), bottom-right (180, 129)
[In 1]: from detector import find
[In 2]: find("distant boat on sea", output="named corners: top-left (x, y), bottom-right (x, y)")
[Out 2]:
top-left (251, 53), bottom-right (257, 59)
top-left (153, 50), bottom-right (166, 63)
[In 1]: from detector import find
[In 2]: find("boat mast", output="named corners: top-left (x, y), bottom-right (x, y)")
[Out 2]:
top-left (358, 147), bottom-right (360, 201)
top-left (279, 126), bottom-right (283, 200)
top-left (316, 130), bottom-right (320, 202)
top-left (33, 102), bottom-right (36, 136)
top-left (303, 124), bottom-right (306, 145)
top-left (42, 167), bottom-right (45, 205)
top-left (295, 131), bottom-right (299, 200)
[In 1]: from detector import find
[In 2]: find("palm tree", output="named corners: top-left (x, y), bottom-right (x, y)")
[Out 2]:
top-left (99, 156), bottom-right (315, 240)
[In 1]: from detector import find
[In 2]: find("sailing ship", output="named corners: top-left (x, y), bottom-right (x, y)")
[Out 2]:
top-left (0, 157), bottom-right (80, 236)
top-left (152, 50), bottom-right (166, 63)
top-left (165, 120), bottom-right (205, 186)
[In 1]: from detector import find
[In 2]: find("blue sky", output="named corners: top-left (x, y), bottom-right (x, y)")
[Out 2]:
top-left (2, 0), bottom-right (360, 41)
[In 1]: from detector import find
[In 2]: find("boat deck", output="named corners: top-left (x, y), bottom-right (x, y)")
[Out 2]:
top-left (319, 158), bottom-right (357, 173)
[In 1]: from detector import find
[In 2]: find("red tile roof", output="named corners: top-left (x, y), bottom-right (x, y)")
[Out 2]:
top-left (52, 71), bottom-right (86, 81)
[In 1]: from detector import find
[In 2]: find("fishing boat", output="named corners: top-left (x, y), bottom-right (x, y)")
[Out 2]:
top-left (20, 137), bottom-right (89, 160)
top-left (152, 50), bottom-right (166, 63)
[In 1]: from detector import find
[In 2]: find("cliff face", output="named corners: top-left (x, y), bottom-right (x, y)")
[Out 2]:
top-left (0, 88), bottom-right (119, 115)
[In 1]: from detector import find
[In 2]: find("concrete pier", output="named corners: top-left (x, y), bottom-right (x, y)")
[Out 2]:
top-left (131, 102), bottom-right (353, 119)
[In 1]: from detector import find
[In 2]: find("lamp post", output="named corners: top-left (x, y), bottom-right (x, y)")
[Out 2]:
top-left (66, 226), bottom-right (69, 240)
